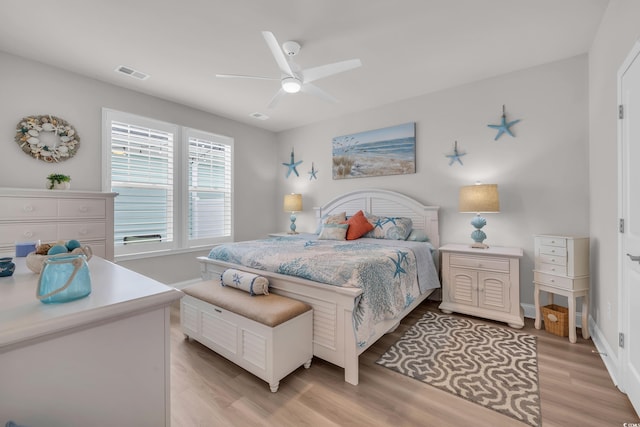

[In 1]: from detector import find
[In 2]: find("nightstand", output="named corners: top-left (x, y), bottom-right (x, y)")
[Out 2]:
top-left (533, 235), bottom-right (590, 343)
top-left (268, 232), bottom-right (296, 237)
top-left (439, 243), bottom-right (524, 328)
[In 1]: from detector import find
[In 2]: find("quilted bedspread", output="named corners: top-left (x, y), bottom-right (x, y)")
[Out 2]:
top-left (208, 233), bottom-right (440, 348)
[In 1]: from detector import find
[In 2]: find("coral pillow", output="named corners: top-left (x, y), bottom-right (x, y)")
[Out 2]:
top-left (345, 210), bottom-right (374, 240)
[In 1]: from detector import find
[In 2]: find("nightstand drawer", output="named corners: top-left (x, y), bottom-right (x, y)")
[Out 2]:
top-left (535, 262), bottom-right (567, 276)
top-left (537, 236), bottom-right (567, 248)
top-left (538, 245), bottom-right (567, 257)
top-left (449, 254), bottom-right (510, 272)
top-left (533, 271), bottom-right (574, 290)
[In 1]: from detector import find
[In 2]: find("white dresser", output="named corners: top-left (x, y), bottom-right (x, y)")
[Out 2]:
top-left (0, 256), bottom-right (183, 426)
top-left (0, 188), bottom-right (117, 260)
top-left (533, 235), bottom-right (590, 343)
top-left (439, 243), bottom-right (524, 328)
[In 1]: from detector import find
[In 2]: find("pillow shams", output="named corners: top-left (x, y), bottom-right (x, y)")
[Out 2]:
top-left (315, 211), bottom-right (347, 234)
top-left (364, 214), bottom-right (413, 240)
top-left (406, 229), bottom-right (430, 242)
top-left (318, 223), bottom-right (349, 240)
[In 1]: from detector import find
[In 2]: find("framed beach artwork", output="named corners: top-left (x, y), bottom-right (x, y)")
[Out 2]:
top-left (332, 122), bottom-right (416, 180)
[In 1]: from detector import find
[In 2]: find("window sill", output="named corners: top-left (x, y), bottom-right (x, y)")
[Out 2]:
top-left (115, 245), bottom-right (212, 262)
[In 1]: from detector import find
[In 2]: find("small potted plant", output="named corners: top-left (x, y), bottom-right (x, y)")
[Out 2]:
top-left (46, 173), bottom-right (71, 190)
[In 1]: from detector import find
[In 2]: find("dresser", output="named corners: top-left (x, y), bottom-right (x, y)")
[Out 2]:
top-left (0, 256), bottom-right (182, 426)
top-left (439, 244), bottom-right (524, 328)
top-left (533, 235), bottom-right (590, 343)
top-left (0, 188), bottom-right (117, 260)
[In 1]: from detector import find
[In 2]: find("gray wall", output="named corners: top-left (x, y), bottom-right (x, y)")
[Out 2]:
top-left (588, 0), bottom-right (640, 363)
top-left (0, 51), bottom-right (279, 284)
top-left (277, 55), bottom-right (590, 311)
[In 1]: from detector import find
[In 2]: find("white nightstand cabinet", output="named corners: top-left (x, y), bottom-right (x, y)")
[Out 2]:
top-left (439, 244), bottom-right (524, 328)
top-left (533, 235), bottom-right (590, 343)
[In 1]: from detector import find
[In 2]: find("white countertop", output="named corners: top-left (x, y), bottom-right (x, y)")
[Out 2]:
top-left (0, 256), bottom-right (183, 352)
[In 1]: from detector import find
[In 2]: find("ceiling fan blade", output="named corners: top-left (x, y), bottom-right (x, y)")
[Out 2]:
top-left (302, 59), bottom-right (362, 84)
top-left (262, 31), bottom-right (295, 77)
top-left (215, 73), bottom-right (278, 81)
top-left (301, 83), bottom-right (339, 103)
top-left (267, 88), bottom-right (286, 109)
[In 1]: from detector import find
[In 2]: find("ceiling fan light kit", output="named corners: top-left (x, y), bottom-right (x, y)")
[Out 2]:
top-left (216, 31), bottom-right (361, 108)
top-left (281, 77), bottom-right (302, 93)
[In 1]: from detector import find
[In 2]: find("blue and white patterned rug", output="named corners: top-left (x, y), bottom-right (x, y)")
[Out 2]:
top-left (376, 311), bottom-right (541, 427)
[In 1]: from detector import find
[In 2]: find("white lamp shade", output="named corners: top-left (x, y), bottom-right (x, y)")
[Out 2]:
top-left (283, 193), bottom-right (303, 212)
top-left (459, 184), bottom-right (500, 213)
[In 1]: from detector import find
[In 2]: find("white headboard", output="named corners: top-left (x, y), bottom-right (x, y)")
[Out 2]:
top-left (314, 189), bottom-right (440, 249)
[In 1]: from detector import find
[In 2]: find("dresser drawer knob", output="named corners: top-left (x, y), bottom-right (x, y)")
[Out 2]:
top-left (79, 206), bottom-right (89, 213)
top-left (23, 205), bottom-right (34, 212)
top-left (23, 231), bottom-right (33, 238)
top-left (79, 229), bottom-right (88, 235)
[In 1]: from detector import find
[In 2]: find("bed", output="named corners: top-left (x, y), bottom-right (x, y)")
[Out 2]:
top-left (197, 188), bottom-right (440, 385)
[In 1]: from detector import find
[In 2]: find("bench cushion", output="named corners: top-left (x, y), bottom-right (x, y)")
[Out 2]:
top-left (182, 280), bottom-right (311, 327)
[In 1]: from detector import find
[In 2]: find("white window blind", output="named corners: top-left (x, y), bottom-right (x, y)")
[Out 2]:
top-left (103, 109), bottom-right (233, 258)
top-left (110, 120), bottom-right (175, 254)
top-left (187, 130), bottom-right (232, 245)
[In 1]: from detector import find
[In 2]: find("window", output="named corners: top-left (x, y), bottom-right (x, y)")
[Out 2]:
top-left (102, 109), bottom-right (233, 258)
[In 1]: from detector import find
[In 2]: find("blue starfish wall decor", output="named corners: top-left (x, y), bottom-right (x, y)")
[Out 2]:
top-left (488, 104), bottom-right (521, 140)
top-left (282, 148), bottom-right (303, 178)
top-left (308, 162), bottom-right (318, 180)
top-left (445, 140), bottom-right (466, 166)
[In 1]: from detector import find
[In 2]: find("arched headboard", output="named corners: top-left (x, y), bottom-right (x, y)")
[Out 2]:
top-left (314, 189), bottom-right (440, 249)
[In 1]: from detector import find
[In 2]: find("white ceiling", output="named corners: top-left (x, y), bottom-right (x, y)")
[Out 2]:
top-left (0, 0), bottom-right (608, 133)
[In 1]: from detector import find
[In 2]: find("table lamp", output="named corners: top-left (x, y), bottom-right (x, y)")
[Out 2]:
top-left (283, 193), bottom-right (303, 234)
top-left (459, 183), bottom-right (500, 248)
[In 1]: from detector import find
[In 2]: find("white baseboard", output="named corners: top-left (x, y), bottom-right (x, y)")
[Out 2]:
top-left (589, 316), bottom-right (621, 389)
top-left (171, 277), bottom-right (202, 290)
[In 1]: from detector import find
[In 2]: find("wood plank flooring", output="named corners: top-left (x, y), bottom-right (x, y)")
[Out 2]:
top-left (170, 300), bottom-right (639, 426)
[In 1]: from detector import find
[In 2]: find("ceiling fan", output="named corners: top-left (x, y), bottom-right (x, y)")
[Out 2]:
top-left (216, 31), bottom-right (362, 108)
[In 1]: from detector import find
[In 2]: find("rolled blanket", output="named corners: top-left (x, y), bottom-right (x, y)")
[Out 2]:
top-left (220, 268), bottom-right (269, 296)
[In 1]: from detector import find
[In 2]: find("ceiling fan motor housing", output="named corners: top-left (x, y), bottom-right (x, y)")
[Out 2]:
top-left (282, 41), bottom-right (300, 57)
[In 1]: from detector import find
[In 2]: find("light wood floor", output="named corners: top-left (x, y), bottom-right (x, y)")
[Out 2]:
top-left (170, 300), bottom-right (639, 427)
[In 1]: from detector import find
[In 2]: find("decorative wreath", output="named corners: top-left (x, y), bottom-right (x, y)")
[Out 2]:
top-left (15, 115), bottom-right (80, 162)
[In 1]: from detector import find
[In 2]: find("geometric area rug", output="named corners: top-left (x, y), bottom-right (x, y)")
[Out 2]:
top-left (376, 312), bottom-right (541, 427)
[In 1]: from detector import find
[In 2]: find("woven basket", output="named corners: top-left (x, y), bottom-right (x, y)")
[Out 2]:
top-left (541, 304), bottom-right (569, 337)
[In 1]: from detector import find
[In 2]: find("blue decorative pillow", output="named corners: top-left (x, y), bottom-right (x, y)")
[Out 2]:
top-left (406, 229), bottom-right (430, 242)
top-left (364, 215), bottom-right (413, 240)
top-left (318, 223), bottom-right (348, 240)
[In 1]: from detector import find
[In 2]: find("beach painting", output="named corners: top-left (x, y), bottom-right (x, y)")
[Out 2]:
top-left (332, 122), bottom-right (416, 179)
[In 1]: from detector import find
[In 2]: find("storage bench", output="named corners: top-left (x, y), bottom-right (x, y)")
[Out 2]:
top-left (180, 280), bottom-right (313, 392)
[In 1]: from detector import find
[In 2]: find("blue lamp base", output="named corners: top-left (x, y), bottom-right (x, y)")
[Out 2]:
top-left (288, 213), bottom-right (298, 234)
top-left (469, 214), bottom-right (489, 249)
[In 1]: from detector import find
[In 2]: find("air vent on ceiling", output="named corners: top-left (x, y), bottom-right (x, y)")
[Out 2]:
top-left (249, 112), bottom-right (269, 120)
top-left (115, 65), bottom-right (150, 80)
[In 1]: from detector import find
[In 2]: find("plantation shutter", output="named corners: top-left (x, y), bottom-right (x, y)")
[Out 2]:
top-left (110, 120), bottom-right (175, 253)
top-left (187, 130), bottom-right (232, 245)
